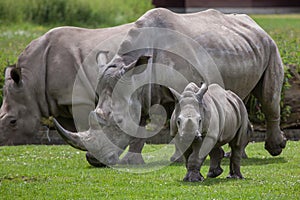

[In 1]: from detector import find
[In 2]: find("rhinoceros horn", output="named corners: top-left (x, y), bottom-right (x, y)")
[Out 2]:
top-left (196, 82), bottom-right (208, 101)
top-left (53, 118), bottom-right (87, 151)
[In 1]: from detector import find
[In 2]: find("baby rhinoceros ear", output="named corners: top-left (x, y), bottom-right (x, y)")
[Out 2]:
top-left (169, 87), bottom-right (181, 101)
top-left (170, 111), bottom-right (178, 137)
top-left (195, 82), bottom-right (208, 102)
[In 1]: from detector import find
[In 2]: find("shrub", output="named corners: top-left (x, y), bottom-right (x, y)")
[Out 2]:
top-left (0, 0), bottom-right (153, 27)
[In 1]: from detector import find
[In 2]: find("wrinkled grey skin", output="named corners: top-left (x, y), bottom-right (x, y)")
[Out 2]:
top-left (58, 8), bottom-right (286, 166)
top-left (170, 83), bottom-right (251, 182)
top-left (53, 112), bottom-right (131, 166)
top-left (0, 25), bottom-right (133, 148)
top-left (55, 83), bottom-right (175, 166)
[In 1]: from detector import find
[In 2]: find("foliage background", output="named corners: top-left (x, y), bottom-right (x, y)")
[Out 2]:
top-left (0, 0), bottom-right (153, 27)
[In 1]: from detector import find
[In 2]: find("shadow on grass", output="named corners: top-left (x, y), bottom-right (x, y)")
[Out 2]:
top-left (84, 156), bottom-right (287, 170)
top-left (240, 157), bottom-right (287, 166)
top-left (178, 177), bottom-right (245, 186)
top-left (171, 156), bottom-right (287, 167)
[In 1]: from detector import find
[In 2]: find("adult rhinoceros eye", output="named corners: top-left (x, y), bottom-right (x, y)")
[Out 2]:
top-left (199, 118), bottom-right (202, 124)
top-left (9, 119), bottom-right (17, 127)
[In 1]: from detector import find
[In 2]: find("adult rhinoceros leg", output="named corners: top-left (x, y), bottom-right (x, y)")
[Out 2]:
top-left (253, 47), bottom-right (286, 156)
top-left (119, 137), bottom-right (146, 165)
top-left (118, 115), bottom-right (154, 165)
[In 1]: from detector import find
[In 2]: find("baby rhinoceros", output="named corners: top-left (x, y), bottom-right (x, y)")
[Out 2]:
top-left (170, 83), bottom-right (251, 182)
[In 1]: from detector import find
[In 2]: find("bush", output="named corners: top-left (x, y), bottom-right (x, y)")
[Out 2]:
top-left (0, 0), bottom-right (153, 27)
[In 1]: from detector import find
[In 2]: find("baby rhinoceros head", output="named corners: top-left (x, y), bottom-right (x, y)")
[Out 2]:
top-left (170, 82), bottom-right (208, 144)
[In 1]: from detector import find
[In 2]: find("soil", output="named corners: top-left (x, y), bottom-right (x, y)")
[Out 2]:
top-left (281, 65), bottom-right (300, 129)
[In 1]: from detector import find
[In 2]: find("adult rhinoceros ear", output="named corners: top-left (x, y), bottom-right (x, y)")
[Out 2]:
top-left (122, 55), bottom-right (152, 76)
top-left (10, 67), bottom-right (22, 85)
top-left (196, 82), bottom-right (208, 102)
top-left (96, 51), bottom-right (109, 67)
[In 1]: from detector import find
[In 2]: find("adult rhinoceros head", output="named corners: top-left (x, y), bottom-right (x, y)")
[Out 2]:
top-left (0, 65), bottom-right (41, 145)
top-left (53, 111), bottom-right (131, 166)
top-left (54, 53), bottom-right (152, 166)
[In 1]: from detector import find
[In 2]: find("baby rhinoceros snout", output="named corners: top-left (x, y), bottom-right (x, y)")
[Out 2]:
top-left (178, 116), bottom-right (202, 143)
top-left (179, 131), bottom-right (202, 143)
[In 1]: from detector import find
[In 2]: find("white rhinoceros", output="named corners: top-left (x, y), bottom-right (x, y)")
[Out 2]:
top-left (0, 24), bottom-right (132, 145)
top-left (170, 82), bottom-right (251, 182)
top-left (55, 8), bottom-right (286, 166)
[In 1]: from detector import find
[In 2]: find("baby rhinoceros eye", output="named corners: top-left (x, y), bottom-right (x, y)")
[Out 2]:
top-left (176, 117), bottom-right (181, 127)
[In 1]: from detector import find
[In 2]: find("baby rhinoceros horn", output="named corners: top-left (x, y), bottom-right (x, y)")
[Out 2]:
top-left (195, 83), bottom-right (208, 101)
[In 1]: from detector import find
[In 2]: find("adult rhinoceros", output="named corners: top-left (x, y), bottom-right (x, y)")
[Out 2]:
top-left (0, 23), bottom-right (133, 146)
top-left (55, 8), bottom-right (287, 166)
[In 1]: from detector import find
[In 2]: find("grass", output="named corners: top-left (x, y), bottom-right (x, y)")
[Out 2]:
top-left (0, 141), bottom-right (299, 199)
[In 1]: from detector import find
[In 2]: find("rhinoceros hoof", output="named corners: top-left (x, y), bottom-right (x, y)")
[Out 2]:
top-left (183, 170), bottom-right (204, 182)
top-left (119, 152), bottom-right (145, 165)
top-left (227, 174), bottom-right (244, 179)
top-left (265, 131), bottom-right (287, 156)
top-left (207, 166), bottom-right (223, 178)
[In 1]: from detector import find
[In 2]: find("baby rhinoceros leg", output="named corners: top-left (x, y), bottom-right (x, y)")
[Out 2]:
top-left (183, 142), bottom-right (205, 182)
top-left (207, 147), bottom-right (224, 178)
top-left (227, 144), bottom-right (244, 179)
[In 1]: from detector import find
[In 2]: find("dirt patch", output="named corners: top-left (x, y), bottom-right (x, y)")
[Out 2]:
top-left (281, 65), bottom-right (300, 129)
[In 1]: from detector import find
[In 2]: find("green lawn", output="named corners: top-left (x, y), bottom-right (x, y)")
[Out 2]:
top-left (0, 142), bottom-right (299, 199)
